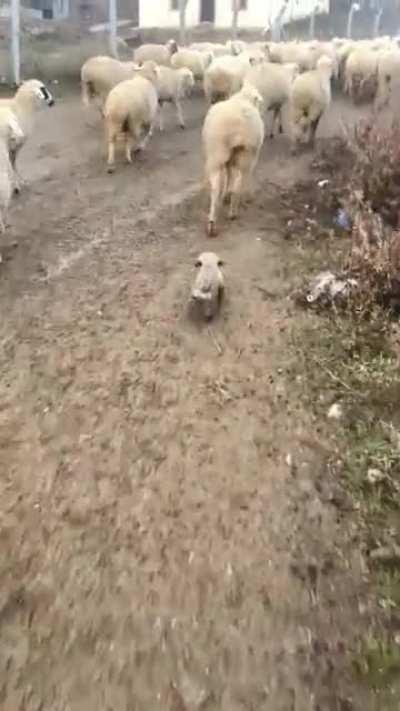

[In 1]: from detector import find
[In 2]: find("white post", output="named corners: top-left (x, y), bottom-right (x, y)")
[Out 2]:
top-left (11, 0), bottom-right (20, 86)
top-left (232, 0), bottom-right (239, 40)
top-left (179, 0), bottom-right (188, 47)
top-left (109, 0), bottom-right (117, 58)
top-left (347, 3), bottom-right (360, 39)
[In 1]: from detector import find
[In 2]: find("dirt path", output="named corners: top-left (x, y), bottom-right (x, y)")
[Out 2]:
top-left (0, 91), bottom-right (374, 710)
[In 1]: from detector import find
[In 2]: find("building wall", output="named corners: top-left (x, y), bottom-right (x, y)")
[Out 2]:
top-left (140, 0), bottom-right (200, 28)
top-left (215, 0), bottom-right (330, 29)
top-left (139, 0), bottom-right (329, 29)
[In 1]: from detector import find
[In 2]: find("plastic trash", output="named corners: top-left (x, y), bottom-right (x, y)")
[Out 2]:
top-left (334, 208), bottom-right (351, 230)
top-left (306, 271), bottom-right (358, 304)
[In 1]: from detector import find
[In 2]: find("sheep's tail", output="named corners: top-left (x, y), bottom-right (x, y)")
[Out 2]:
top-left (81, 80), bottom-right (95, 107)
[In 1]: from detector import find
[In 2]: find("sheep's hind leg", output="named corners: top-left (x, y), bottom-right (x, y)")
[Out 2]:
top-left (269, 106), bottom-right (280, 139)
top-left (207, 167), bottom-right (227, 237)
top-left (0, 212), bottom-right (6, 234)
top-left (174, 99), bottom-right (185, 129)
top-left (10, 150), bottom-right (22, 194)
top-left (158, 103), bottom-right (165, 132)
top-left (228, 167), bottom-right (243, 220)
top-left (229, 151), bottom-right (254, 219)
top-left (137, 123), bottom-right (152, 152)
top-left (125, 135), bottom-right (135, 164)
top-left (106, 128), bottom-right (118, 173)
top-left (278, 107), bottom-right (283, 134)
top-left (309, 115), bottom-right (321, 147)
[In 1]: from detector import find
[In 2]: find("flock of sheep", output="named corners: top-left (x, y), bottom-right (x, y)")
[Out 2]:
top-left (0, 31), bottom-right (399, 292)
top-left (79, 32), bottom-right (400, 237)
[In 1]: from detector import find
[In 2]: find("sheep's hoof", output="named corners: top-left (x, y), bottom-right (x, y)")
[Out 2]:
top-left (179, 123), bottom-right (186, 130)
top-left (207, 221), bottom-right (218, 237)
top-left (269, 132), bottom-right (274, 140)
top-left (13, 186), bottom-right (21, 196)
top-left (107, 165), bottom-right (115, 174)
top-left (279, 125), bottom-right (283, 134)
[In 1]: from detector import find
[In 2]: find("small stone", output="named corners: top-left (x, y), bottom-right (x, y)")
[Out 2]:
top-left (327, 403), bottom-right (343, 420)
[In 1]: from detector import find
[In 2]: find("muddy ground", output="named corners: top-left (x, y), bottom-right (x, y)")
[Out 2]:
top-left (0, 87), bottom-right (392, 710)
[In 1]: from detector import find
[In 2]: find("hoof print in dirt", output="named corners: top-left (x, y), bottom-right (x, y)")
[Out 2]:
top-left (189, 251), bottom-right (224, 322)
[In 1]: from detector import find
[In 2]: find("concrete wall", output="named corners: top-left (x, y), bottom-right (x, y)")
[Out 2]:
top-left (139, 0), bottom-right (329, 29)
top-left (140, 0), bottom-right (200, 29)
top-left (216, 0), bottom-right (330, 29)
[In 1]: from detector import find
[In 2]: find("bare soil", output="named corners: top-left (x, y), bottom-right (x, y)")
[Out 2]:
top-left (0, 89), bottom-right (386, 710)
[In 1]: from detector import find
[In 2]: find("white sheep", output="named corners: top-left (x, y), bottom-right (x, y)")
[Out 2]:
top-left (202, 83), bottom-right (265, 236)
top-left (246, 61), bottom-right (299, 138)
top-left (203, 54), bottom-right (256, 105)
top-left (336, 41), bottom-right (356, 88)
top-left (81, 56), bottom-right (138, 114)
top-left (157, 66), bottom-right (194, 130)
top-left (191, 252), bottom-right (224, 320)
top-left (267, 41), bottom-right (315, 72)
top-left (104, 62), bottom-right (159, 173)
top-left (375, 48), bottom-right (400, 109)
top-left (309, 42), bottom-right (339, 78)
top-left (0, 110), bottom-right (25, 235)
top-left (226, 39), bottom-right (247, 55)
top-left (0, 79), bottom-right (54, 192)
top-left (290, 55), bottom-right (333, 149)
top-left (134, 39), bottom-right (178, 67)
top-left (190, 42), bottom-right (230, 58)
top-left (344, 48), bottom-right (378, 102)
top-left (171, 48), bottom-right (213, 80)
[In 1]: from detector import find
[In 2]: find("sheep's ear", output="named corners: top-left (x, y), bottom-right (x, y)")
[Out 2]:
top-left (195, 260), bottom-right (202, 268)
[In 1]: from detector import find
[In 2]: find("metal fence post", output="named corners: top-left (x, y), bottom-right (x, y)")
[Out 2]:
top-left (109, 0), bottom-right (117, 58)
top-left (11, 0), bottom-right (20, 85)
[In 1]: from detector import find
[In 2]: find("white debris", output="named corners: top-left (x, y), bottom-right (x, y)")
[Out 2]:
top-left (306, 271), bottom-right (358, 305)
top-left (327, 403), bottom-right (343, 420)
top-left (366, 468), bottom-right (385, 484)
top-left (318, 179), bottom-right (330, 188)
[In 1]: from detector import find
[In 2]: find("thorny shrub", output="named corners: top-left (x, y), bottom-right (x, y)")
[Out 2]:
top-left (347, 121), bottom-right (400, 229)
top-left (341, 120), bottom-right (400, 314)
